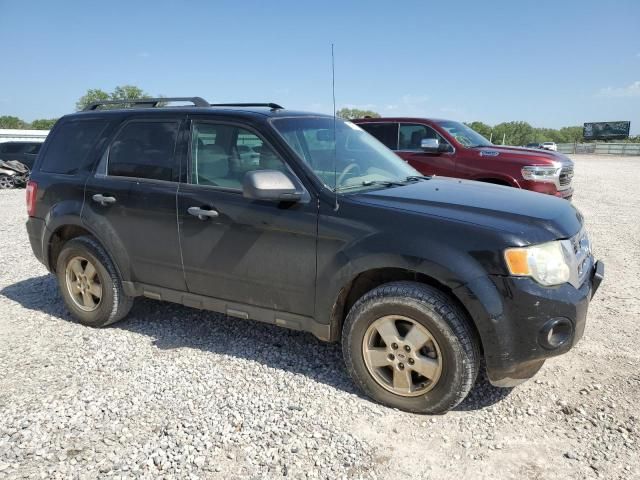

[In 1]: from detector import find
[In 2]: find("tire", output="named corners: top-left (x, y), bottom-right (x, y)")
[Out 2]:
top-left (342, 281), bottom-right (480, 414)
top-left (0, 174), bottom-right (15, 189)
top-left (56, 236), bottom-right (133, 327)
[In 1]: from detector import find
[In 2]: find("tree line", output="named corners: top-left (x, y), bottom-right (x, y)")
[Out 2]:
top-left (0, 85), bottom-right (154, 131)
top-left (2, 92), bottom-right (638, 144)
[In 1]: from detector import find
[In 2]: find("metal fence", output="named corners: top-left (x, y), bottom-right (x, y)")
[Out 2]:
top-left (557, 142), bottom-right (640, 156)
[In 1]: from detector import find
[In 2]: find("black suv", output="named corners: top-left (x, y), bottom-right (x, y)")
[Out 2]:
top-left (25, 97), bottom-right (604, 413)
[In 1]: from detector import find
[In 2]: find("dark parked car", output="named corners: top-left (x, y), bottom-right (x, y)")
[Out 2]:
top-left (0, 141), bottom-right (43, 169)
top-left (25, 98), bottom-right (603, 413)
top-left (353, 118), bottom-right (574, 200)
top-left (526, 142), bottom-right (543, 149)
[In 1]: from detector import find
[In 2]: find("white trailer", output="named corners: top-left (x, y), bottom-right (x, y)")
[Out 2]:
top-left (0, 129), bottom-right (49, 143)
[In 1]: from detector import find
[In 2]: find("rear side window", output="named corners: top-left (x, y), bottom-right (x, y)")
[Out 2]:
top-left (24, 143), bottom-right (42, 154)
top-left (0, 142), bottom-right (41, 154)
top-left (1, 143), bottom-right (24, 154)
top-left (108, 121), bottom-right (179, 181)
top-left (40, 121), bottom-right (106, 174)
top-left (359, 123), bottom-right (398, 150)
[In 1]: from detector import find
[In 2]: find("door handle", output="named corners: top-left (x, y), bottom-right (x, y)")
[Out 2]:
top-left (92, 194), bottom-right (116, 206)
top-left (188, 206), bottom-right (219, 220)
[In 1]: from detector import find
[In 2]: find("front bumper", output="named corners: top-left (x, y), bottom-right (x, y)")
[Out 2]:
top-left (522, 179), bottom-right (573, 200)
top-left (454, 260), bottom-right (604, 387)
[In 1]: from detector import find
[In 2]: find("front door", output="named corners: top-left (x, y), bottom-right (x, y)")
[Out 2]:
top-left (82, 117), bottom-right (186, 291)
top-left (177, 119), bottom-right (318, 316)
top-left (397, 123), bottom-right (457, 177)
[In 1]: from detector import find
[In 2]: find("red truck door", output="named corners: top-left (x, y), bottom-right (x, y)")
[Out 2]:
top-left (397, 123), bottom-right (457, 177)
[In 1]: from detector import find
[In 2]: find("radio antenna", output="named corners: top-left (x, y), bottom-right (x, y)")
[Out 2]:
top-left (332, 43), bottom-right (339, 211)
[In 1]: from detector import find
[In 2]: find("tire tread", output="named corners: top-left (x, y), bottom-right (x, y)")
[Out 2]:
top-left (342, 281), bottom-right (480, 413)
top-left (57, 235), bottom-right (133, 327)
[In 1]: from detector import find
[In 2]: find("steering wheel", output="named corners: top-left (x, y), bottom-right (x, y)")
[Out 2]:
top-left (337, 162), bottom-right (361, 186)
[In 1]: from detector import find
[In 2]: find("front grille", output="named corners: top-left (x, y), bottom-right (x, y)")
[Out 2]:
top-left (559, 166), bottom-right (573, 186)
top-left (567, 229), bottom-right (592, 288)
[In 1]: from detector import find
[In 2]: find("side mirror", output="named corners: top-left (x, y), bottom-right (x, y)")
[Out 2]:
top-left (420, 138), bottom-right (440, 152)
top-left (243, 170), bottom-right (302, 202)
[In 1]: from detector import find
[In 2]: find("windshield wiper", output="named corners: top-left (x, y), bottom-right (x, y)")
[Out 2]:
top-left (336, 180), bottom-right (405, 192)
top-left (405, 175), bottom-right (432, 182)
top-left (362, 179), bottom-right (405, 187)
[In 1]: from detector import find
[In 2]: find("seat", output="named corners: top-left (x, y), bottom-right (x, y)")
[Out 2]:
top-left (195, 144), bottom-right (239, 188)
top-left (410, 131), bottom-right (424, 150)
top-left (258, 146), bottom-right (284, 171)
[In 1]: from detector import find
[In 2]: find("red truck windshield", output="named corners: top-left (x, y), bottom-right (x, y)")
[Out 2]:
top-left (435, 120), bottom-right (493, 148)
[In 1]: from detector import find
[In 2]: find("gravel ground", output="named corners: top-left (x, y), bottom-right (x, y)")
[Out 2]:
top-left (0, 154), bottom-right (638, 479)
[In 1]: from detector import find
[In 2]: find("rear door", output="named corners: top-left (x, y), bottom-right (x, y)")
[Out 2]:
top-left (397, 123), bottom-right (457, 177)
top-left (176, 118), bottom-right (318, 316)
top-left (358, 122), bottom-right (399, 151)
top-left (82, 116), bottom-right (186, 291)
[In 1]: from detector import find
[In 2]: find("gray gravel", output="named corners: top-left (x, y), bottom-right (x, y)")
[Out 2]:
top-left (1, 154), bottom-right (639, 479)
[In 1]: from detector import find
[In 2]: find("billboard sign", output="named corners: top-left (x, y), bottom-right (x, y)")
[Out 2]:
top-left (583, 121), bottom-right (631, 140)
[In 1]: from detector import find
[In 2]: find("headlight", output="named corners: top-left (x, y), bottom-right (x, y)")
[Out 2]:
top-left (504, 241), bottom-right (571, 286)
top-left (521, 165), bottom-right (560, 182)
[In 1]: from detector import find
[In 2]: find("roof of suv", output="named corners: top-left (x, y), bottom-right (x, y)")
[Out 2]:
top-left (68, 105), bottom-right (332, 122)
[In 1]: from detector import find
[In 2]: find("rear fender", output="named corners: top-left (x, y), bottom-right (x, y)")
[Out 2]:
top-left (44, 202), bottom-right (132, 281)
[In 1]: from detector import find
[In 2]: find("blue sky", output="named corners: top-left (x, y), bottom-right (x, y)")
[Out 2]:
top-left (1, 0), bottom-right (639, 133)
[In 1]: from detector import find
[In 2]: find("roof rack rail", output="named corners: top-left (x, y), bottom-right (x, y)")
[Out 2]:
top-left (210, 103), bottom-right (284, 110)
top-left (83, 96), bottom-right (210, 111)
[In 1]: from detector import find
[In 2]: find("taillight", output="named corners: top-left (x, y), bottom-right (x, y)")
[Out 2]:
top-left (26, 181), bottom-right (37, 217)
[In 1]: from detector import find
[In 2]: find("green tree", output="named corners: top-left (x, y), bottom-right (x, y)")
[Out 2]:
top-left (110, 85), bottom-right (150, 103)
top-left (336, 108), bottom-right (380, 120)
top-left (491, 121), bottom-right (534, 145)
top-left (75, 88), bottom-right (111, 111)
top-left (0, 115), bottom-right (28, 129)
top-left (75, 85), bottom-right (152, 111)
top-left (558, 126), bottom-right (584, 143)
top-left (30, 118), bottom-right (58, 130)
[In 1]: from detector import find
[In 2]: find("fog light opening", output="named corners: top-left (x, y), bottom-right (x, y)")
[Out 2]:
top-left (539, 318), bottom-right (573, 350)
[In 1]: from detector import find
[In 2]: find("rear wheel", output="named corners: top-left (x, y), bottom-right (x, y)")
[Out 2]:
top-left (56, 236), bottom-right (133, 327)
top-left (342, 281), bottom-right (480, 414)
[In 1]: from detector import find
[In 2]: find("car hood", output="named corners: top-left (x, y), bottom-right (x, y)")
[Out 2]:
top-left (470, 145), bottom-right (573, 167)
top-left (354, 178), bottom-right (582, 243)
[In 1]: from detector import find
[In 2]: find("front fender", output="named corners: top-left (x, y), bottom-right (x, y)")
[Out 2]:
top-left (315, 229), bottom-right (489, 327)
top-left (470, 173), bottom-right (521, 188)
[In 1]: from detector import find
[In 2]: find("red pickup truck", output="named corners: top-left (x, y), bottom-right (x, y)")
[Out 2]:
top-left (353, 118), bottom-right (574, 199)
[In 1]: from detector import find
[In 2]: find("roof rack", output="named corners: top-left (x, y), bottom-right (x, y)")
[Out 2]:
top-left (83, 96), bottom-right (210, 111)
top-left (210, 103), bottom-right (284, 110)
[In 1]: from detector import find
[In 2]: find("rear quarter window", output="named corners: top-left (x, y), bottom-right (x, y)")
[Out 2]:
top-left (39, 120), bottom-right (107, 174)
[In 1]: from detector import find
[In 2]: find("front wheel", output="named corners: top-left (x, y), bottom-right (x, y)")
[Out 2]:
top-left (342, 281), bottom-right (480, 414)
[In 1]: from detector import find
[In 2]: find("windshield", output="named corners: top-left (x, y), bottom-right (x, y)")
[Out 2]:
top-left (435, 120), bottom-right (492, 148)
top-left (271, 117), bottom-right (418, 191)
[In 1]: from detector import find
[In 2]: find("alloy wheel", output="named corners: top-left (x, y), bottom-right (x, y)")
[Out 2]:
top-left (65, 256), bottom-right (103, 312)
top-left (362, 315), bottom-right (442, 397)
top-left (0, 175), bottom-right (14, 189)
